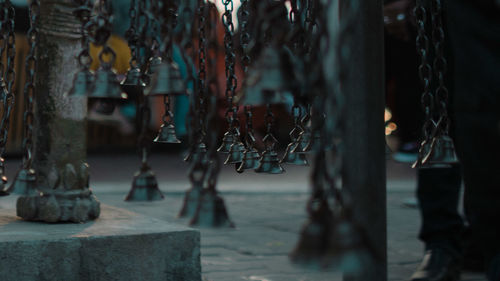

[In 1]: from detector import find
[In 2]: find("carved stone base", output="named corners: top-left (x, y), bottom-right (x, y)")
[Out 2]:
top-left (16, 189), bottom-right (100, 223)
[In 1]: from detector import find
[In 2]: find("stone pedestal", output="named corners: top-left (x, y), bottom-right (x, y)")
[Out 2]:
top-left (0, 205), bottom-right (201, 281)
top-left (17, 0), bottom-right (100, 222)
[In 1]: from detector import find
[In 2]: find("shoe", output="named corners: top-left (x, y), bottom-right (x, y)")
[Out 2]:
top-left (409, 248), bottom-right (461, 281)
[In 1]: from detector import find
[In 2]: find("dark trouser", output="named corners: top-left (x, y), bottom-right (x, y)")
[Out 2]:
top-left (418, 0), bottom-right (500, 270)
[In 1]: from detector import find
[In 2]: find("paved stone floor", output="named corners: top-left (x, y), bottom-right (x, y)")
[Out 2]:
top-left (0, 152), bottom-right (488, 281)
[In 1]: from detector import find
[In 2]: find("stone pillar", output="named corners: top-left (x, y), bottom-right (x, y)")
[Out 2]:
top-left (16, 0), bottom-right (100, 223)
top-left (339, 0), bottom-right (387, 280)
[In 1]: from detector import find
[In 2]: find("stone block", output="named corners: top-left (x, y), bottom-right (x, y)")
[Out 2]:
top-left (0, 204), bottom-right (201, 281)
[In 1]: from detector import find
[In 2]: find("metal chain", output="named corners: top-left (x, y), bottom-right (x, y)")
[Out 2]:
top-left (205, 2), bottom-right (221, 191)
top-left (74, 0), bottom-right (92, 71)
top-left (197, 0), bottom-right (208, 141)
top-left (0, 0), bottom-right (15, 174)
top-left (125, 0), bottom-right (139, 68)
top-left (263, 104), bottom-right (277, 151)
top-left (161, 95), bottom-right (173, 125)
top-left (239, 0), bottom-right (256, 150)
top-left (221, 0), bottom-right (238, 131)
top-left (430, 0), bottom-right (449, 133)
top-left (22, 0), bottom-right (40, 168)
top-left (414, 0), bottom-right (435, 163)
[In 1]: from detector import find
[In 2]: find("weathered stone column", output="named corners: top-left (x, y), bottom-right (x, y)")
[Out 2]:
top-left (17, 0), bottom-right (100, 222)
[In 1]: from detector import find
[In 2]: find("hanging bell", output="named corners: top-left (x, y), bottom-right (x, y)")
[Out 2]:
top-left (5, 168), bottom-right (38, 196)
top-left (238, 46), bottom-right (294, 105)
top-left (224, 141), bottom-right (245, 165)
top-left (178, 181), bottom-right (203, 218)
top-left (154, 123), bottom-right (181, 144)
top-left (88, 67), bottom-right (128, 99)
top-left (292, 130), bottom-right (312, 154)
top-left (217, 131), bottom-right (234, 153)
top-left (421, 135), bottom-right (460, 168)
top-left (255, 150), bottom-right (285, 174)
top-left (184, 142), bottom-right (208, 164)
top-left (189, 189), bottom-right (234, 228)
top-left (237, 147), bottom-right (261, 172)
top-left (146, 62), bottom-right (186, 96)
top-left (68, 69), bottom-right (93, 96)
top-left (289, 199), bottom-right (336, 268)
top-left (281, 142), bottom-right (309, 166)
top-left (121, 66), bottom-right (145, 96)
top-left (125, 165), bottom-right (164, 201)
top-left (328, 215), bottom-right (373, 277)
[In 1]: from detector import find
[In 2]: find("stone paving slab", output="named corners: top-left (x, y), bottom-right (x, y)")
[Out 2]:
top-left (0, 154), bottom-right (489, 280)
top-left (0, 203), bottom-right (201, 281)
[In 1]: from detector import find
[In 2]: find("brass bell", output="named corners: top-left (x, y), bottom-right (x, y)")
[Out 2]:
top-left (421, 135), bottom-right (460, 168)
top-left (289, 198), bottom-right (336, 268)
top-left (328, 215), bottom-right (373, 276)
top-left (224, 141), bottom-right (246, 165)
top-left (154, 123), bottom-right (181, 144)
top-left (125, 164), bottom-right (164, 201)
top-left (239, 46), bottom-right (293, 105)
top-left (281, 142), bottom-right (309, 166)
top-left (217, 131), bottom-right (234, 153)
top-left (292, 130), bottom-right (312, 154)
top-left (255, 150), bottom-right (285, 174)
top-left (146, 62), bottom-right (186, 96)
top-left (68, 69), bottom-right (93, 96)
top-left (5, 168), bottom-right (38, 196)
top-left (88, 67), bottom-right (128, 99)
top-left (237, 148), bottom-right (261, 172)
top-left (184, 142), bottom-right (208, 164)
top-left (189, 189), bottom-right (234, 228)
top-left (121, 66), bottom-right (145, 96)
top-left (184, 142), bottom-right (208, 163)
top-left (178, 182), bottom-right (203, 218)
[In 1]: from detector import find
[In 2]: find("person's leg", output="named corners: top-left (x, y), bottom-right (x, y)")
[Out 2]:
top-left (410, 166), bottom-right (463, 281)
top-left (417, 166), bottom-right (464, 257)
top-left (445, 0), bottom-right (500, 279)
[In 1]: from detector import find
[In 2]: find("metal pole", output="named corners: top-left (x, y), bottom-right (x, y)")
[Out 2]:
top-left (16, 0), bottom-right (100, 223)
top-left (339, 0), bottom-right (387, 280)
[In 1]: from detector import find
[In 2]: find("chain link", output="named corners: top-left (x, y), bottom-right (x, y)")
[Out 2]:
top-left (430, 0), bottom-right (449, 132)
top-left (0, 0), bottom-right (15, 172)
top-left (125, 0), bottom-right (139, 67)
top-left (222, 0), bottom-right (238, 125)
top-left (21, 0), bottom-right (40, 168)
top-left (204, 2), bottom-right (221, 190)
top-left (414, 1), bottom-right (435, 148)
